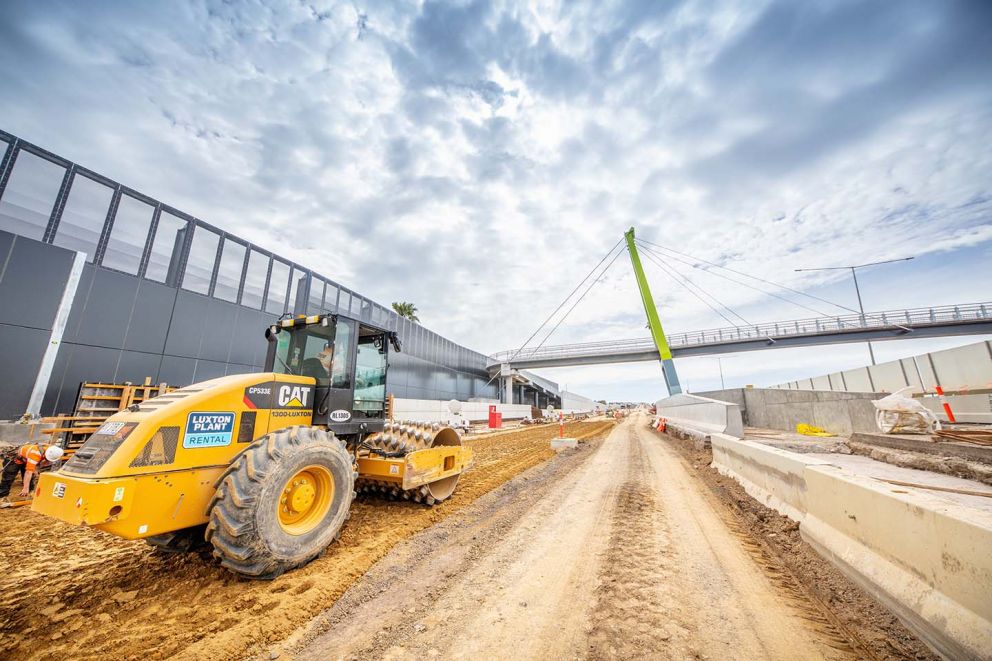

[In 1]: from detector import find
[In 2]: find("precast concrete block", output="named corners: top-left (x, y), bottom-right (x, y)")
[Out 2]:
top-left (697, 388), bottom-right (747, 409)
top-left (550, 437), bottom-right (578, 451)
top-left (758, 403), bottom-right (808, 431)
top-left (656, 394), bottom-right (744, 438)
top-left (665, 423), bottom-right (711, 449)
top-left (846, 400), bottom-right (881, 433)
top-left (0, 421), bottom-right (53, 445)
top-left (713, 430), bottom-right (992, 659)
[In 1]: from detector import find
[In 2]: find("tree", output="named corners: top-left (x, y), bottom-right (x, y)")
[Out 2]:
top-left (392, 301), bottom-right (420, 323)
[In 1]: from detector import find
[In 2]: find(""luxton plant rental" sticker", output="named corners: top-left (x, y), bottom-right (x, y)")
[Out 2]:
top-left (183, 412), bottom-right (236, 449)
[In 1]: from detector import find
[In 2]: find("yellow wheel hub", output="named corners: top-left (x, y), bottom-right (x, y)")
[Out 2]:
top-left (278, 466), bottom-right (334, 535)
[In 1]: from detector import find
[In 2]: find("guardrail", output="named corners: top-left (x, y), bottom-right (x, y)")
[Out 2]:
top-left (488, 302), bottom-right (992, 365)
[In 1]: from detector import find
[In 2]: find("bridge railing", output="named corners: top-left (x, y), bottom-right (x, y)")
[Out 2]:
top-left (488, 302), bottom-right (992, 365)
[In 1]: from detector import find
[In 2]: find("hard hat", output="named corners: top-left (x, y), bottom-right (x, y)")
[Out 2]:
top-left (45, 446), bottom-right (65, 463)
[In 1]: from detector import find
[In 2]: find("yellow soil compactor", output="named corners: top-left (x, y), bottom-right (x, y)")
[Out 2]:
top-left (32, 314), bottom-right (472, 578)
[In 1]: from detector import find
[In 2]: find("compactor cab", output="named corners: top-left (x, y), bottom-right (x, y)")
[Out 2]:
top-left (32, 313), bottom-right (472, 579)
top-left (264, 314), bottom-right (397, 437)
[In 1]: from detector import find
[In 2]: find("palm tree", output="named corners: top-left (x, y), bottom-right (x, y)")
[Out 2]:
top-left (392, 301), bottom-right (420, 323)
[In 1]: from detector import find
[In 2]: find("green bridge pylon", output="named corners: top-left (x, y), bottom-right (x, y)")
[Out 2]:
top-left (624, 227), bottom-right (682, 395)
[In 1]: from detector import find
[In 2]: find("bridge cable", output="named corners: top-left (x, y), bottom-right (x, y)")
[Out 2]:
top-left (636, 240), bottom-right (838, 319)
top-left (485, 238), bottom-right (623, 384)
top-left (638, 247), bottom-right (752, 326)
top-left (529, 247), bottom-right (625, 356)
top-left (639, 240), bottom-right (909, 330)
top-left (639, 240), bottom-right (911, 333)
top-left (637, 238), bottom-right (872, 317)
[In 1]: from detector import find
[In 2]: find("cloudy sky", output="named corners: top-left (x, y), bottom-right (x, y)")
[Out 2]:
top-left (2, 0), bottom-right (990, 401)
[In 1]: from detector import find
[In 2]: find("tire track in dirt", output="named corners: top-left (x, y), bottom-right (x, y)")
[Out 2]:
top-left (586, 427), bottom-right (680, 657)
top-left (633, 415), bottom-right (855, 660)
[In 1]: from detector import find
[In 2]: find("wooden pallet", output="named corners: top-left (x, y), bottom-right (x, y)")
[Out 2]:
top-left (41, 378), bottom-right (176, 455)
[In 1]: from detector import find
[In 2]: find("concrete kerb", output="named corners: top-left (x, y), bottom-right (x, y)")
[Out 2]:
top-left (801, 466), bottom-right (992, 661)
top-left (709, 433), bottom-right (992, 659)
top-left (710, 433), bottom-right (831, 523)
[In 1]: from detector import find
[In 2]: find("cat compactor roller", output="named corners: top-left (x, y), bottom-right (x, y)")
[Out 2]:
top-left (32, 314), bottom-right (472, 578)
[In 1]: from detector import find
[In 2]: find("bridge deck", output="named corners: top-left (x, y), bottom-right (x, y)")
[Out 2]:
top-left (488, 303), bottom-right (992, 371)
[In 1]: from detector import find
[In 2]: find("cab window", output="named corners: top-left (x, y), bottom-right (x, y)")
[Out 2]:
top-left (329, 320), bottom-right (352, 388)
top-left (273, 324), bottom-right (331, 383)
top-left (272, 319), bottom-right (354, 388)
top-left (272, 319), bottom-right (352, 388)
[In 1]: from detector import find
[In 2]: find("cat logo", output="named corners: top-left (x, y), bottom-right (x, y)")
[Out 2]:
top-left (278, 385), bottom-right (311, 408)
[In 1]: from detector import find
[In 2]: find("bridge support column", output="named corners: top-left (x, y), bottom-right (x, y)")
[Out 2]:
top-left (503, 376), bottom-right (513, 404)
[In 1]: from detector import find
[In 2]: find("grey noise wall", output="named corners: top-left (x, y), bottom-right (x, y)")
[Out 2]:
top-left (0, 129), bottom-right (498, 419)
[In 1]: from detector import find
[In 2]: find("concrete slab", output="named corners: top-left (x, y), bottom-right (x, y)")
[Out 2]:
top-left (807, 452), bottom-right (992, 513)
top-left (744, 427), bottom-right (850, 454)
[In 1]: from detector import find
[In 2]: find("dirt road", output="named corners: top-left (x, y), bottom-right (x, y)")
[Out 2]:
top-left (0, 421), bottom-right (613, 661)
top-left (295, 413), bottom-right (858, 660)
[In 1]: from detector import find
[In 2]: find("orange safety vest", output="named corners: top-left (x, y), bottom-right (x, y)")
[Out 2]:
top-left (15, 444), bottom-right (51, 472)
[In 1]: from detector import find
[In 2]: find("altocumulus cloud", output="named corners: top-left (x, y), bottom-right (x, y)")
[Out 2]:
top-left (0, 0), bottom-right (990, 399)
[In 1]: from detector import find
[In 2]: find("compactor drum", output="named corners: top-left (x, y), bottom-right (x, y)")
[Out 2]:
top-left (32, 314), bottom-right (472, 579)
top-left (359, 421), bottom-right (464, 504)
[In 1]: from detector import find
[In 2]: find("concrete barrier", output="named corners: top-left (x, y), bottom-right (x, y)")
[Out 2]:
top-left (709, 434), bottom-right (992, 659)
top-left (698, 387), bottom-right (880, 435)
top-left (655, 393), bottom-right (744, 438)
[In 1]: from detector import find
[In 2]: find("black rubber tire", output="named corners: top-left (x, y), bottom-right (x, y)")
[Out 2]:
top-left (204, 426), bottom-right (355, 579)
top-left (145, 524), bottom-right (208, 553)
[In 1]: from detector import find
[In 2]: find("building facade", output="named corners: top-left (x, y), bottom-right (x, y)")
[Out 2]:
top-left (0, 129), bottom-right (513, 419)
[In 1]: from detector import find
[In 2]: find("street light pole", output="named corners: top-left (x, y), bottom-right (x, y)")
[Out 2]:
top-left (848, 266), bottom-right (875, 364)
top-left (795, 257), bottom-right (914, 366)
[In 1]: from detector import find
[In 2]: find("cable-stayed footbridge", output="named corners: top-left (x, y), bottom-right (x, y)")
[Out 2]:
top-left (487, 302), bottom-right (992, 370)
top-left (488, 229), bottom-right (992, 401)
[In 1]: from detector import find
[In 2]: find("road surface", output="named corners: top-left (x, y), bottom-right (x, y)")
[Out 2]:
top-left (294, 414), bottom-right (855, 659)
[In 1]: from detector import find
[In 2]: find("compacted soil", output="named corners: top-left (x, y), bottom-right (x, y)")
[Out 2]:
top-left (0, 421), bottom-right (613, 661)
top-left (1, 414), bottom-right (934, 660)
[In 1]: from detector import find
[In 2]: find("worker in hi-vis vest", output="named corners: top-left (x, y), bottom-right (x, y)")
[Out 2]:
top-left (0, 443), bottom-right (64, 501)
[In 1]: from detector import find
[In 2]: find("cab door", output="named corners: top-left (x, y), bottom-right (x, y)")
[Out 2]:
top-left (315, 317), bottom-right (357, 425)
